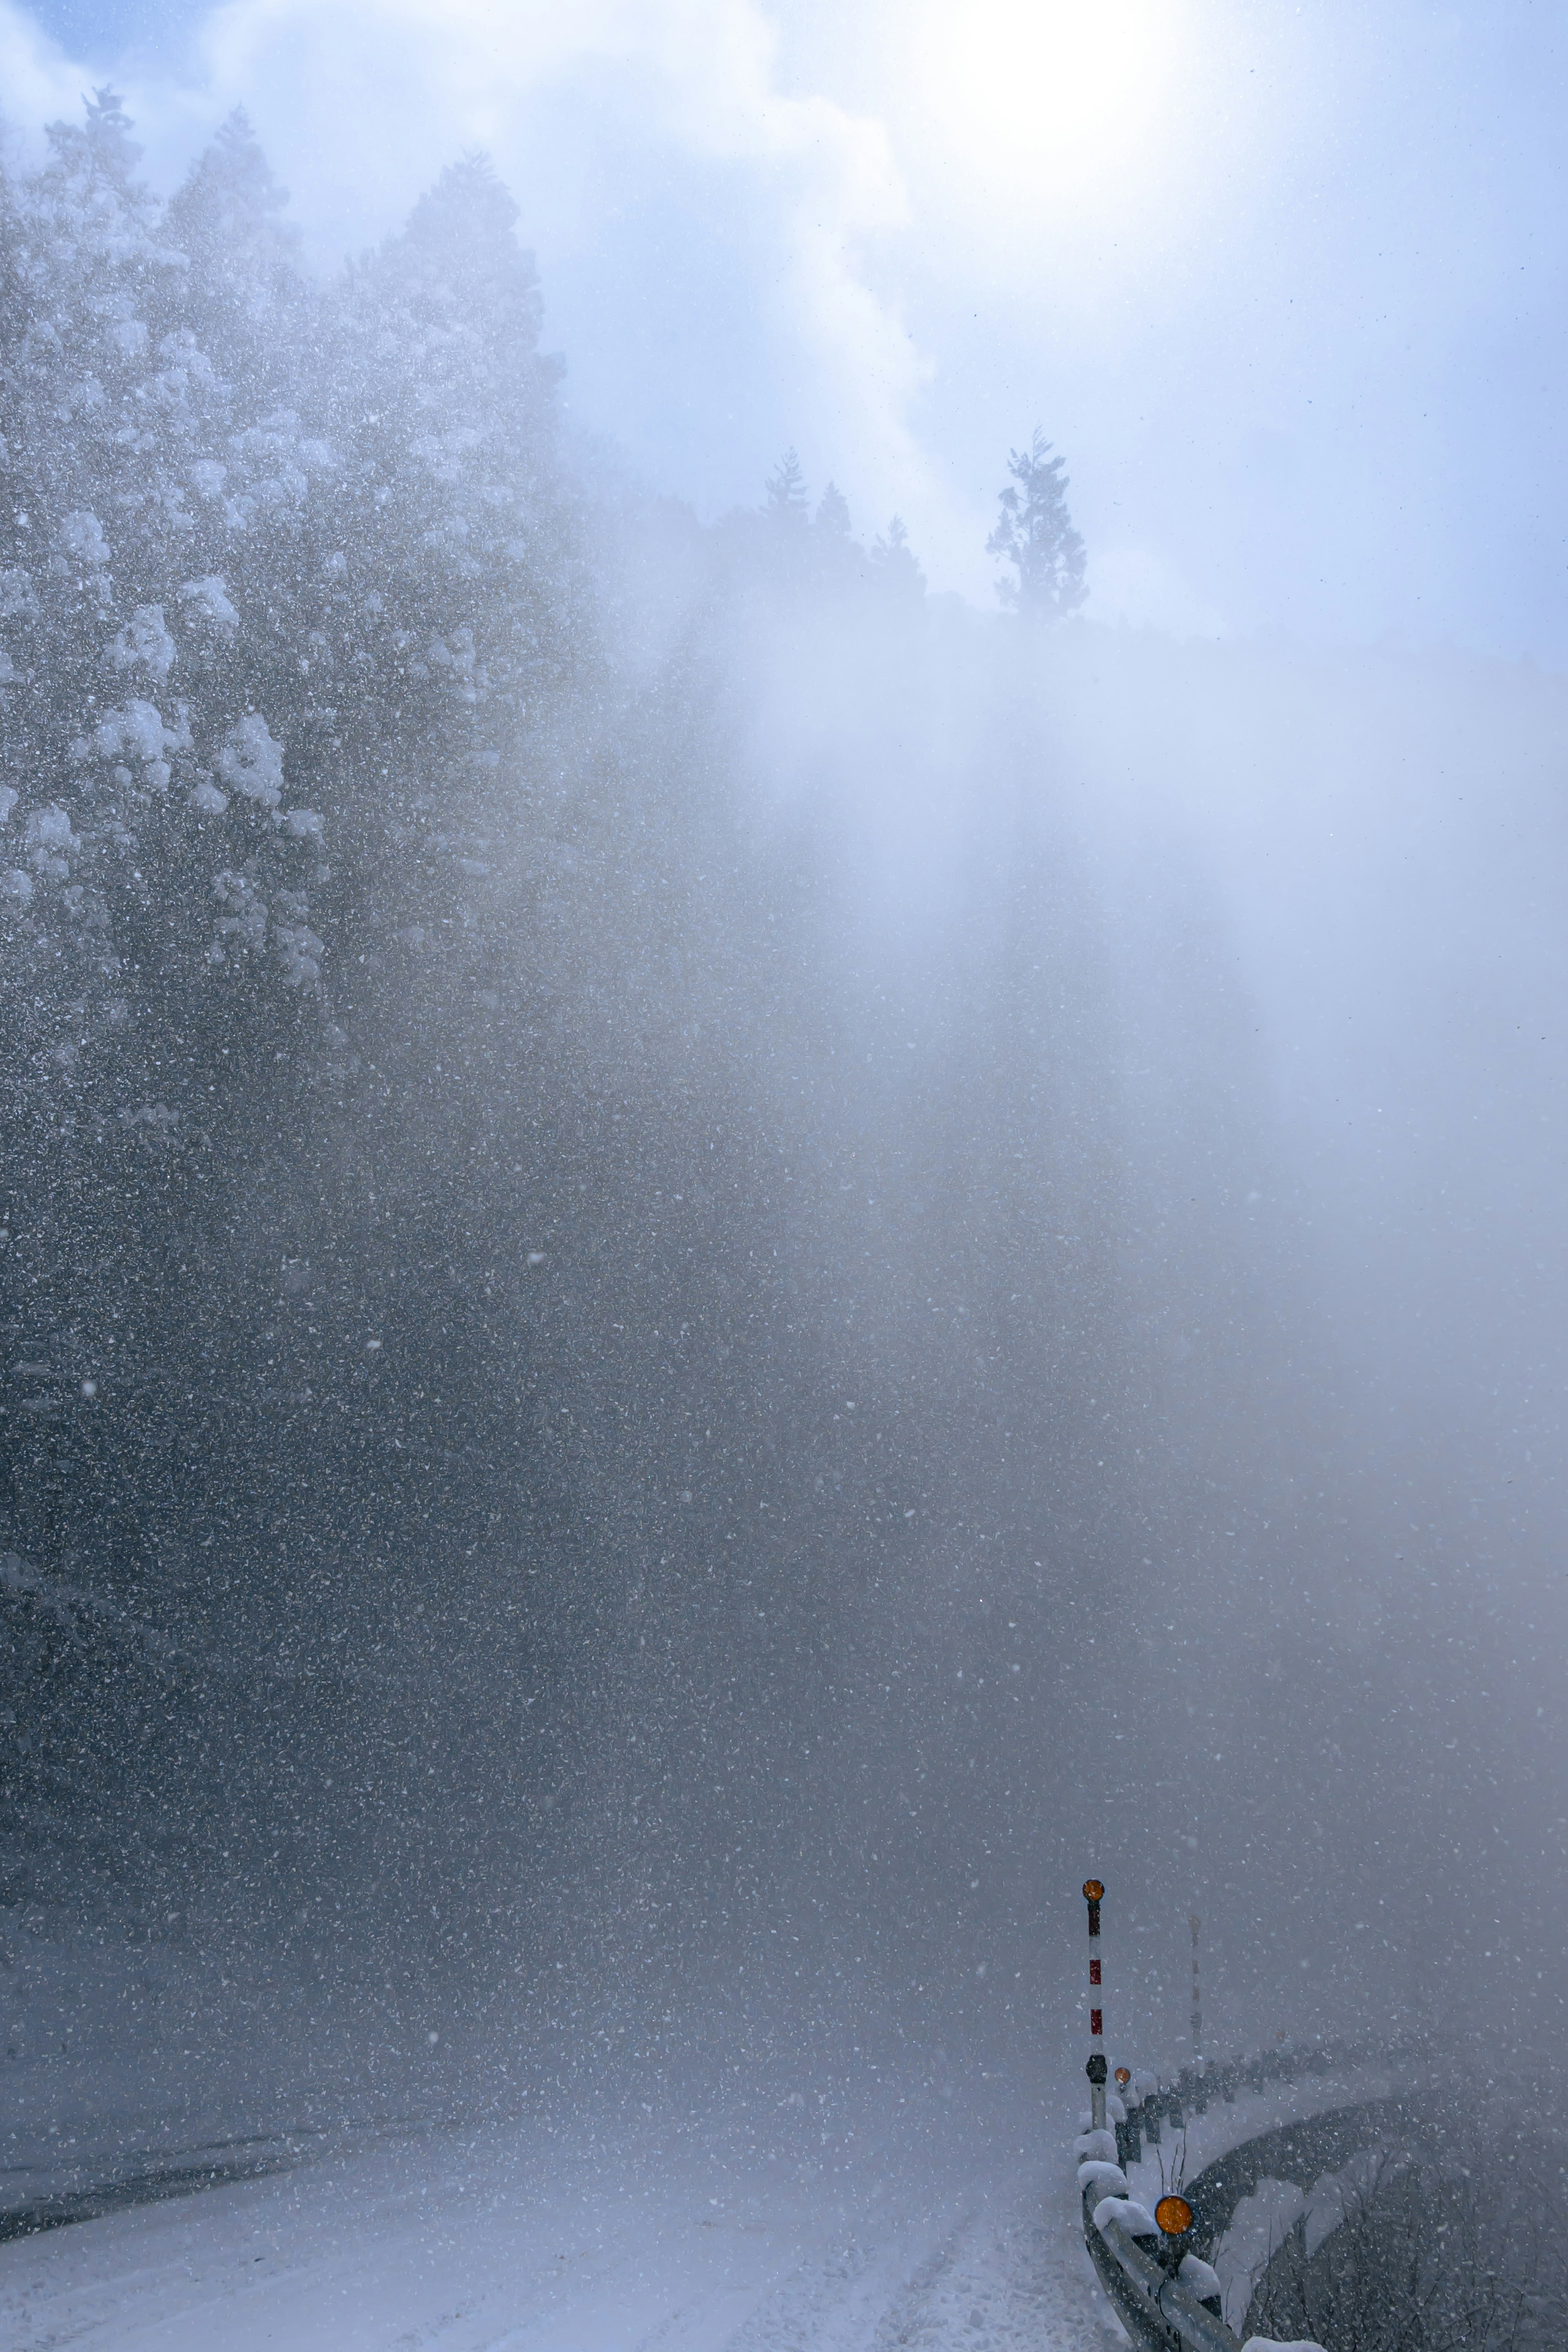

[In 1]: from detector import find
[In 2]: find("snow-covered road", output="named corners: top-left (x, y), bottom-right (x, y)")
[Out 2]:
top-left (0, 1984), bottom-right (1405, 2352)
top-left (0, 2103), bottom-right (1122, 2351)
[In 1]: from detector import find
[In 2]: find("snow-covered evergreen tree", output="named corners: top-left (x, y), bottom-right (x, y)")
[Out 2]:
top-left (869, 514), bottom-right (926, 604)
top-left (162, 107), bottom-right (307, 398)
top-left (764, 445), bottom-right (809, 527)
top-left (986, 427), bottom-right (1087, 616)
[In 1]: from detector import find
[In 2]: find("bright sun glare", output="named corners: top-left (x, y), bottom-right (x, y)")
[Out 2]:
top-left (917, 0), bottom-right (1192, 229)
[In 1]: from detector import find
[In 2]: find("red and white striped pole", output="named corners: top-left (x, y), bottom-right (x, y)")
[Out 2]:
top-left (1084, 1877), bottom-right (1108, 2132)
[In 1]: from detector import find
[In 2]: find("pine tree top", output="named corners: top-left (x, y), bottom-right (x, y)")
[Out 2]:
top-left (986, 428), bottom-right (1087, 619)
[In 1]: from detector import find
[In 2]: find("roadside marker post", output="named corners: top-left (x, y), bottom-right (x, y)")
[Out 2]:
top-left (1154, 2193), bottom-right (1194, 2276)
top-left (1084, 1878), bottom-right (1108, 2132)
top-left (1114, 2064), bottom-right (1138, 2165)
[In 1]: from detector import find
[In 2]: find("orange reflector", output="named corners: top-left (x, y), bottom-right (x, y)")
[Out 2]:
top-left (1114, 2067), bottom-right (1131, 2087)
top-left (1156, 2195), bottom-right (1193, 2236)
top-left (1082, 1879), bottom-right (1105, 1901)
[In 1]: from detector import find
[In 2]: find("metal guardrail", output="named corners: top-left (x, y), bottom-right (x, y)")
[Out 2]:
top-left (1081, 2172), bottom-right (1242, 2352)
top-left (1069, 1884), bottom-right (1435, 2352)
top-left (1076, 2052), bottom-right (1407, 2352)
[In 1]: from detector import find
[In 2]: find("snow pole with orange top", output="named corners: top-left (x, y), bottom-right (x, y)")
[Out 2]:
top-left (1083, 1878), bottom-right (1107, 2132)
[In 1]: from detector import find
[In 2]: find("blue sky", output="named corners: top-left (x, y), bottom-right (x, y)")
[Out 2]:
top-left (5, 0), bottom-right (1565, 662)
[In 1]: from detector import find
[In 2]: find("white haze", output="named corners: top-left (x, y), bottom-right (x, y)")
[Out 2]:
top-left (683, 594), bottom-right (1568, 2069)
top-left (0, 0), bottom-right (1564, 2232)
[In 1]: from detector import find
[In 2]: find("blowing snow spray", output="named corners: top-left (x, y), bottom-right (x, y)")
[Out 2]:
top-left (1083, 1878), bottom-right (1107, 2132)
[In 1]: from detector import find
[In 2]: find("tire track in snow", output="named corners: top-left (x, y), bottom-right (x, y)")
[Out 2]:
top-left (702, 2167), bottom-right (1111, 2352)
top-left (866, 2178), bottom-right (1102, 2350)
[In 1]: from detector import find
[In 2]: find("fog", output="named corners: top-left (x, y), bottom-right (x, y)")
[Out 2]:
top-left (0, 4), bottom-right (1565, 2327)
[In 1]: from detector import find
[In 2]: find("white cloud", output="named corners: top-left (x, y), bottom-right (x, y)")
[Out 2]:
top-left (3, 0), bottom-right (1548, 653)
top-left (0, 2), bottom-right (94, 152)
top-left (48, 0), bottom-right (951, 566)
top-left (3, 0), bottom-right (1253, 594)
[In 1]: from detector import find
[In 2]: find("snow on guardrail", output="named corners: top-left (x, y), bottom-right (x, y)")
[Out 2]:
top-left (1071, 1874), bottom-right (1423, 2352)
